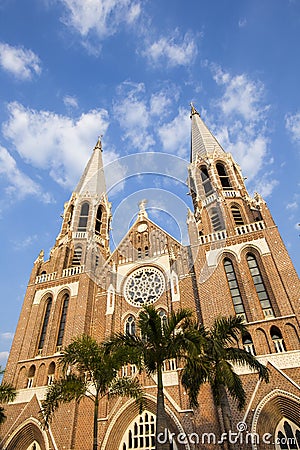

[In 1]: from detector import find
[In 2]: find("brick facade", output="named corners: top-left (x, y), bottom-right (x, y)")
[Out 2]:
top-left (1, 109), bottom-right (299, 450)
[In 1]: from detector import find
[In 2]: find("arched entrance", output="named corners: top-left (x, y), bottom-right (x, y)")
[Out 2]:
top-left (251, 390), bottom-right (300, 450)
top-left (3, 419), bottom-right (48, 450)
top-left (102, 396), bottom-right (189, 450)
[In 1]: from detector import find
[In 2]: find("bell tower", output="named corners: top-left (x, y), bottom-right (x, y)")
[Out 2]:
top-left (55, 136), bottom-right (111, 276)
top-left (188, 104), bottom-right (299, 347)
top-left (3, 137), bottom-right (111, 386)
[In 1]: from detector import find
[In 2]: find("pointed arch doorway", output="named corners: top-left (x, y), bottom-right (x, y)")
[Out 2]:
top-left (102, 397), bottom-right (189, 450)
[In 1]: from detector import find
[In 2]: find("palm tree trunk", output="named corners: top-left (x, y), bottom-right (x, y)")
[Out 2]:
top-left (156, 364), bottom-right (170, 450)
top-left (93, 392), bottom-right (99, 450)
top-left (219, 384), bottom-right (234, 450)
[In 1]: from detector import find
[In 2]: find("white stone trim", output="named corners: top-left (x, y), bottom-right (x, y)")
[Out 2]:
top-left (10, 386), bottom-right (48, 404)
top-left (33, 281), bottom-right (79, 305)
top-left (233, 350), bottom-right (300, 375)
top-left (206, 237), bottom-right (270, 267)
top-left (106, 284), bottom-right (115, 315)
top-left (116, 255), bottom-right (170, 293)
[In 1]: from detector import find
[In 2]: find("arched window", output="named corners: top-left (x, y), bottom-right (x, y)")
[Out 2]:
top-left (246, 253), bottom-right (274, 318)
top-left (47, 362), bottom-right (55, 385)
top-left (78, 202), bottom-right (89, 232)
top-left (38, 298), bottom-right (52, 353)
top-left (27, 365), bottom-right (36, 388)
top-left (231, 205), bottom-right (244, 226)
top-left (216, 163), bottom-right (232, 189)
top-left (145, 246), bottom-right (149, 257)
top-left (56, 293), bottom-right (69, 350)
top-left (276, 418), bottom-right (300, 449)
top-left (95, 205), bottom-right (102, 235)
top-left (137, 248), bottom-right (142, 259)
top-left (121, 411), bottom-right (156, 450)
top-left (271, 326), bottom-right (286, 353)
top-left (210, 207), bottom-right (224, 232)
top-left (159, 309), bottom-right (168, 330)
top-left (242, 333), bottom-right (255, 355)
top-left (200, 167), bottom-right (213, 196)
top-left (72, 246), bottom-right (82, 266)
top-left (189, 172), bottom-right (197, 197)
top-left (125, 316), bottom-right (136, 336)
top-left (224, 258), bottom-right (246, 321)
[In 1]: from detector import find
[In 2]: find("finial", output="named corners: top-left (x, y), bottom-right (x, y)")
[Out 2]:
top-left (34, 249), bottom-right (44, 264)
top-left (95, 135), bottom-right (103, 151)
top-left (137, 199), bottom-right (148, 220)
top-left (190, 102), bottom-right (199, 117)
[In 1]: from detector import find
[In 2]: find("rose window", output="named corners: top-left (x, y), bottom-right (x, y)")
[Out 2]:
top-left (124, 267), bottom-right (165, 306)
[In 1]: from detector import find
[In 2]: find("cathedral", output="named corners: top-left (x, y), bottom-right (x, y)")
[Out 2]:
top-left (1, 106), bottom-right (300, 450)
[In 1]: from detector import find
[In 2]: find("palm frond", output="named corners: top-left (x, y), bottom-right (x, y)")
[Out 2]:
top-left (164, 308), bottom-right (193, 337)
top-left (221, 364), bottom-right (246, 410)
top-left (40, 374), bottom-right (87, 428)
top-left (226, 347), bottom-right (269, 382)
top-left (138, 305), bottom-right (163, 345)
top-left (181, 357), bottom-right (210, 408)
top-left (59, 335), bottom-right (103, 375)
top-left (0, 406), bottom-right (6, 425)
top-left (0, 383), bottom-right (16, 403)
top-left (108, 377), bottom-right (145, 412)
top-left (211, 315), bottom-right (247, 347)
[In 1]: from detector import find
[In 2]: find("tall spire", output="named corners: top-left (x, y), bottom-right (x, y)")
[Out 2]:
top-left (190, 103), bottom-right (225, 162)
top-left (75, 137), bottom-right (106, 196)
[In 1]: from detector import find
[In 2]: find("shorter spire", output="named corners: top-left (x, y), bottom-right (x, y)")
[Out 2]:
top-left (75, 136), bottom-right (106, 196)
top-left (137, 199), bottom-right (148, 220)
top-left (190, 102), bottom-right (225, 162)
top-left (190, 102), bottom-right (200, 117)
top-left (95, 135), bottom-right (103, 152)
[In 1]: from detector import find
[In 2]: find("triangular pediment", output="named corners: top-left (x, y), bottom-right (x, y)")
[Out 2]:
top-left (110, 214), bottom-right (184, 266)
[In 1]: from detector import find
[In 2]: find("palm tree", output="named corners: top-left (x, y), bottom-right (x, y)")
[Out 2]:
top-left (40, 335), bottom-right (144, 450)
top-left (181, 315), bottom-right (269, 450)
top-left (106, 305), bottom-right (208, 450)
top-left (0, 366), bottom-right (16, 424)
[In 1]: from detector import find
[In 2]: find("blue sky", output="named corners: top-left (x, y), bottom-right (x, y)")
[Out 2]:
top-left (0, 0), bottom-right (299, 367)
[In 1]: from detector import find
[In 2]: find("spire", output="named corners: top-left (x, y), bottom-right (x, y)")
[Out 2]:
top-left (190, 103), bottom-right (225, 162)
top-left (75, 137), bottom-right (106, 196)
top-left (137, 199), bottom-right (148, 220)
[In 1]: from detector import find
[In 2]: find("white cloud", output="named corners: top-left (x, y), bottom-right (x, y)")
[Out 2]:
top-left (0, 332), bottom-right (14, 340)
top-left (254, 176), bottom-right (278, 198)
top-left (0, 351), bottom-right (9, 364)
top-left (59, 0), bottom-right (141, 38)
top-left (12, 234), bottom-right (39, 251)
top-left (113, 82), bottom-right (155, 150)
top-left (114, 96), bottom-right (155, 150)
top-left (143, 31), bottom-right (198, 68)
top-left (158, 108), bottom-right (190, 157)
top-left (113, 82), bottom-right (181, 151)
top-left (206, 67), bottom-right (276, 196)
top-left (63, 95), bottom-right (79, 109)
top-left (286, 201), bottom-right (298, 210)
top-left (213, 68), bottom-right (268, 121)
top-left (0, 145), bottom-right (51, 202)
top-left (285, 112), bottom-right (300, 144)
top-left (0, 42), bottom-right (41, 80)
top-left (2, 102), bottom-right (111, 188)
top-left (150, 92), bottom-right (172, 117)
